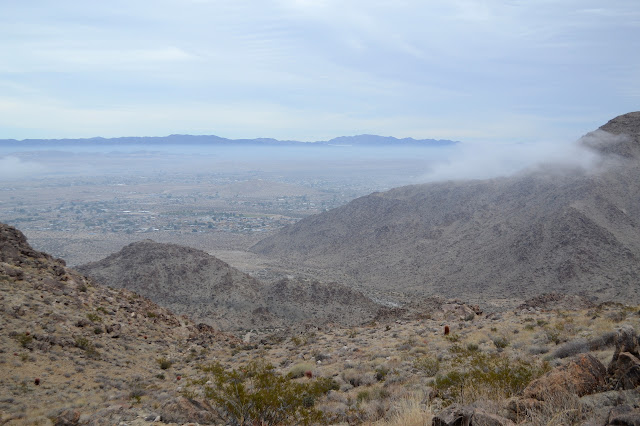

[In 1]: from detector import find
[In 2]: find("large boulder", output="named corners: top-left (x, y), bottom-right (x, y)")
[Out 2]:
top-left (607, 405), bottom-right (640, 426)
top-left (432, 404), bottom-right (515, 426)
top-left (523, 354), bottom-right (607, 400)
top-left (608, 326), bottom-right (640, 390)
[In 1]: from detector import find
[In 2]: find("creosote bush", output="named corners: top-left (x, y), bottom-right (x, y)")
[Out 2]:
top-left (13, 332), bottom-right (33, 348)
top-left (74, 336), bottom-right (100, 359)
top-left (191, 361), bottom-right (338, 425)
top-left (86, 313), bottom-right (102, 323)
top-left (156, 357), bottom-right (173, 370)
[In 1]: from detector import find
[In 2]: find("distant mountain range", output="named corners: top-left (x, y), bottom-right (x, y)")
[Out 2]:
top-left (0, 134), bottom-right (458, 147)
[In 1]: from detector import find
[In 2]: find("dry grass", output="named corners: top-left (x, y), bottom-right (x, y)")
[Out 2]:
top-left (373, 395), bottom-right (433, 426)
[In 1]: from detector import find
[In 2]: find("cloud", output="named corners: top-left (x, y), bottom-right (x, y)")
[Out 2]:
top-left (0, 0), bottom-right (638, 142)
top-left (420, 138), bottom-right (599, 182)
top-left (0, 156), bottom-right (47, 179)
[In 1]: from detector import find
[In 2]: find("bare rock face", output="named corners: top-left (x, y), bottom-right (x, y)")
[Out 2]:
top-left (523, 354), bottom-right (607, 401)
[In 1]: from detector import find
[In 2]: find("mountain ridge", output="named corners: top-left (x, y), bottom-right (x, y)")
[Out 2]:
top-left (251, 112), bottom-right (640, 308)
top-left (0, 133), bottom-right (458, 147)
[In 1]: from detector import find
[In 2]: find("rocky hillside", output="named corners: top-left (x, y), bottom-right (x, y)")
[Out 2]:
top-left (7, 221), bottom-right (640, 425)
top-left (0, 222), bottom-right (237, 424)
top-left (78, 240), bottom-right (380, 331)
top-left (251, 112), bottom-right (640, 307)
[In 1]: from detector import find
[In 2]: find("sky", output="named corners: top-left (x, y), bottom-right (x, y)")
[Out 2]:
top-left (1, 0), bottom-right (639, 144)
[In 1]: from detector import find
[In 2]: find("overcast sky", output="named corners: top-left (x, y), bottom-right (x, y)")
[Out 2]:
top-left (1, 0), bottom-right (639, 144)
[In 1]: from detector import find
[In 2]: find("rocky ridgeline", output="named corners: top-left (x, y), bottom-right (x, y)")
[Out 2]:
top-left (78, 240), bottom-right (381, 332)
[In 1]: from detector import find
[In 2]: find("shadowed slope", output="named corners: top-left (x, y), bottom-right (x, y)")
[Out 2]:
top-left (79, 240), bottom-right (380, 330)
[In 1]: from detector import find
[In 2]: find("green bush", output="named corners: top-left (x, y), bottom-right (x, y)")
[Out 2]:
top-left (157, 357), bottom-right (173, 370)
top-left (14, 332), bottom-right (33, 348)
top-left (87, 313), bottom-right (102, 323)
top-left (74, 336), bottom-right (100, 359)
top-left (194, 361), bottom-right (337, 425)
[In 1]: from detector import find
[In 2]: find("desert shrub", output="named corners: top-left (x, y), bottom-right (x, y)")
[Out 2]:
top-left (74, 336), bottom-right (100, 358)
top-left (357, 390), bottom-right (371, 403)
top-left (434, 352), bottom-right (548, 404)
top-left (551, 338), bottom-right (589, 359)
top-left (342, 370), bottom-right (376, 388)
top-left (287, 363), bottom-right (314, 379)
top-left (157, 357), bottom-right (173, 370)
top-left (545, 327), bottom-right (562, 345)
top-left (466, 343), bottom-right (479, 352)
top-left (587, 331), bottom-right (617, 350)
top-left (375, 366), bottom-right (389, 381)
top-left (195, 361), bottom-right (337, 425)
top-left (413, 357), bottom-right (440, 377)
top-left (528, 345), bottom-right (549, 355)
top-left (445, 334), bottom-right (460, 343)
top-left (13, 332), bottom-right (33, 348)
top-left (552, 331), bottom-right (618, 359)
top-left (492, 336), bottom-right (509, 349)
top-left (87, 313), bottom-right (102, 323)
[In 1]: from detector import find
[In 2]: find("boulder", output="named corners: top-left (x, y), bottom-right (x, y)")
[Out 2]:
top-left (523, 354), bottom-right (607, 400)
top-left (160, 396), bottom-right (216, 424)
top-left (432, 404), bottom-right (473, 426)
top-left (471, 408), bottom-right (515, 426)
top-left (608, 326), bottom-right (640, 371)
top-left (607, 404), bottom-right (640, 425)
top-left (610, 352), bottom-right (640, 390)
top-left (53, 409), bottom-right (80, 426)
top-left (432, 404), bottom-right (515, 426)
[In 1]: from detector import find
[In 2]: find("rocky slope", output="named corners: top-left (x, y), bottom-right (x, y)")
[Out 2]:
top-left (0, 222), bottom-right (236, 424)
top-left (251, 112), bottom-right (640, 307)
top-left (78, 240), bottom-right (380, 331)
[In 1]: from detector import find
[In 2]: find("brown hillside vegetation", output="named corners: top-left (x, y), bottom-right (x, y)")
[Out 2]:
top-left (78, 240), bottom-right (380, 331)
top-left (5, 222), bottom-right (640, 424)
top-left (251, 112), bottom-right (640, 308)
